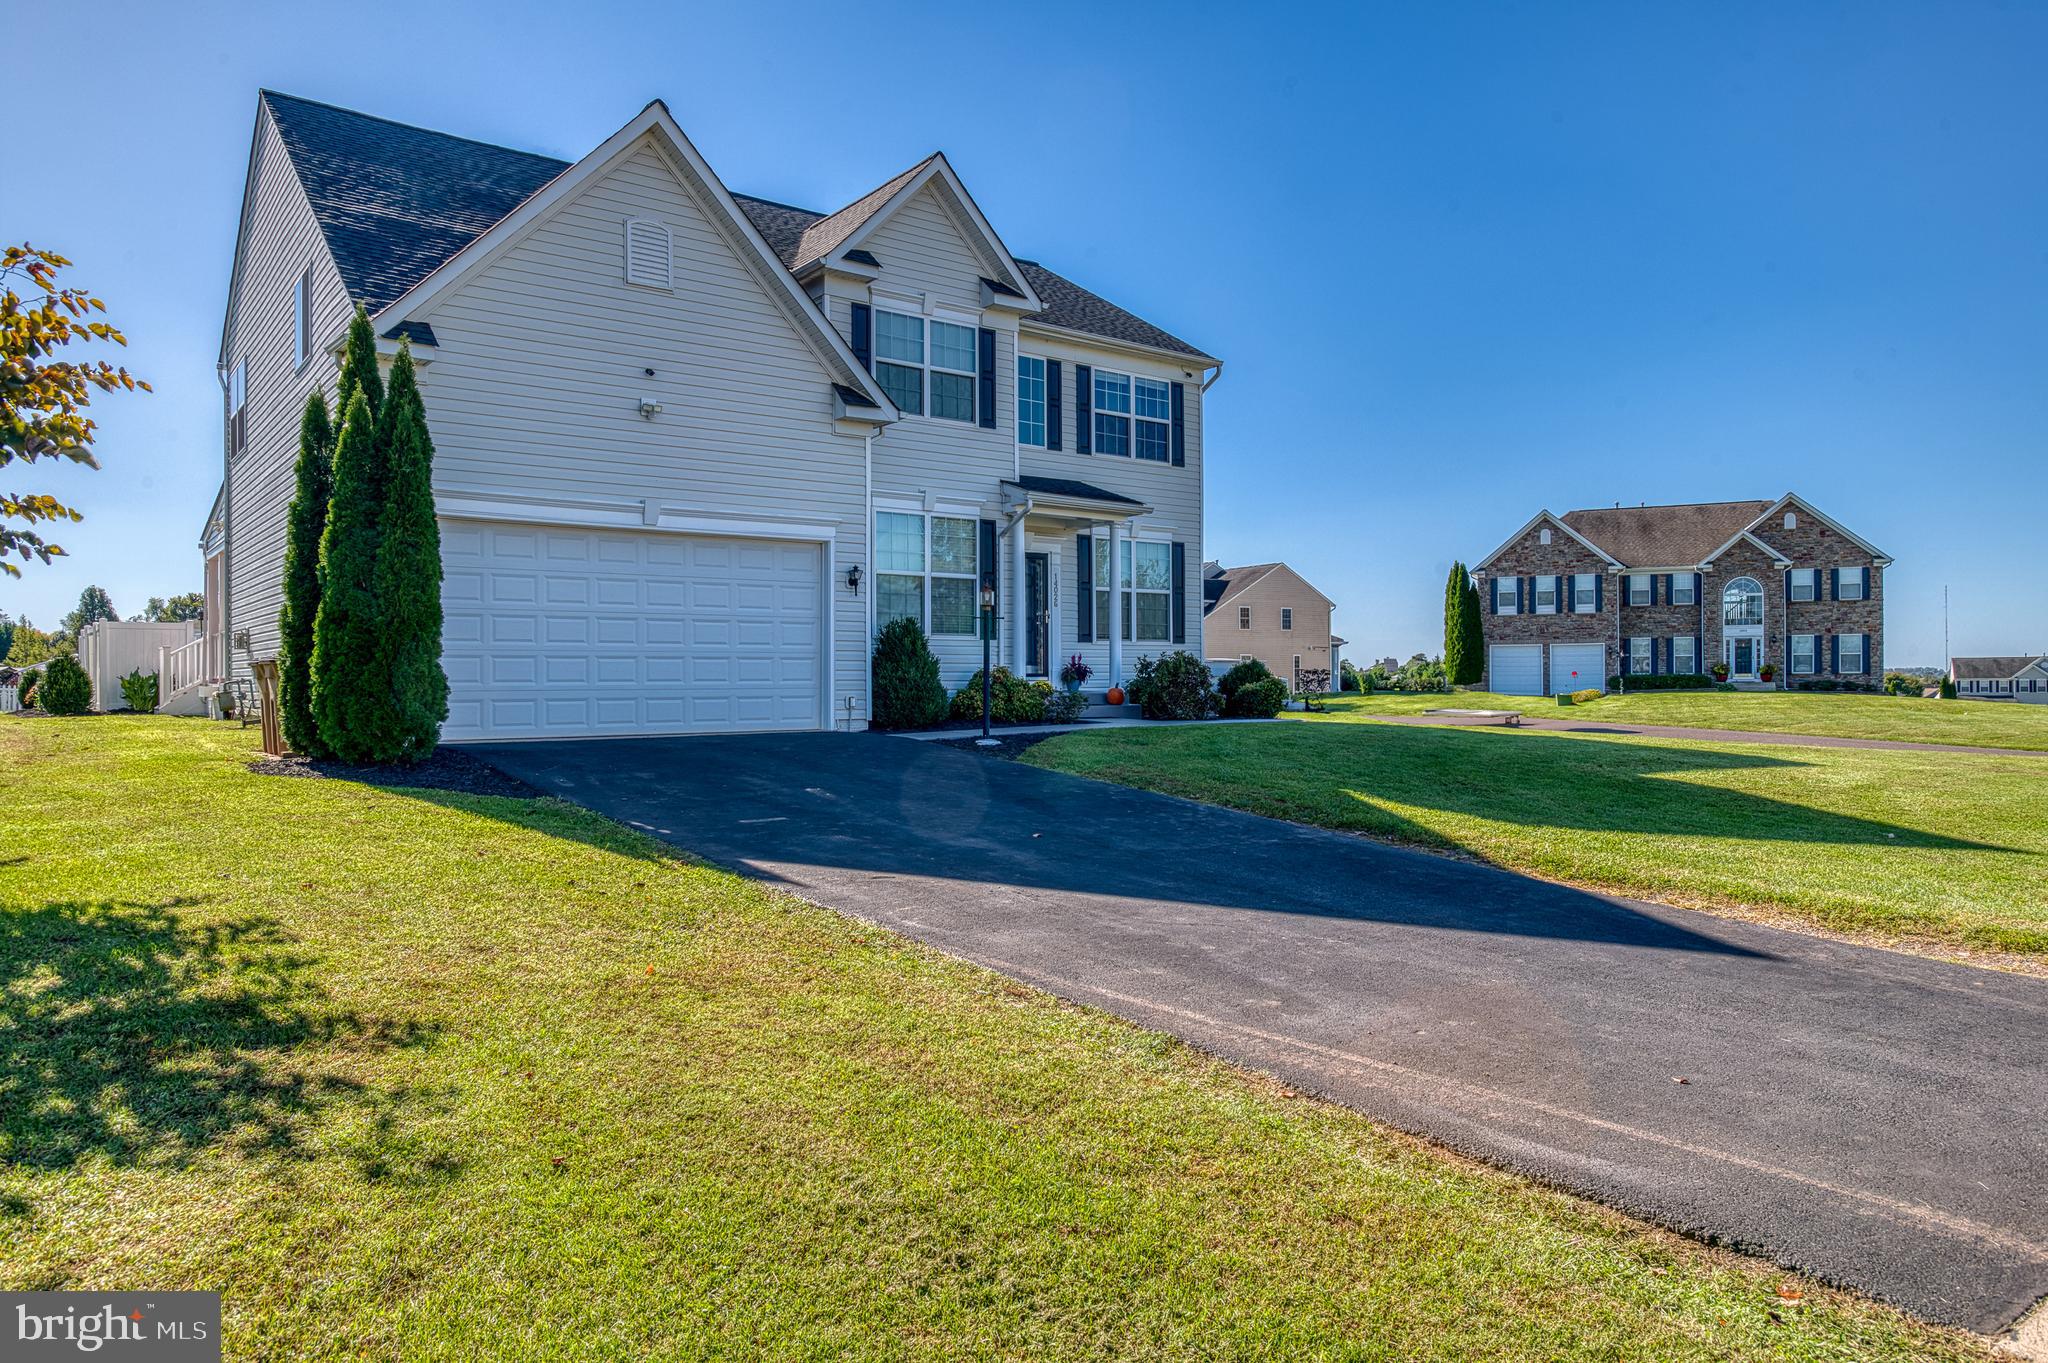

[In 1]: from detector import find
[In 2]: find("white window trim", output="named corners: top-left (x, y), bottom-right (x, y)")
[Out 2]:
top-left (1792, 634), bottom-right (1818, 675)
top-left (1534, 575), bottom-right (1558, 614)
top-left (1837, 566), bottom-right (1868, 601)
top-left (1838, 634), bottom-right (1867, 674)
top-left (1096, 535), bottom-right (1174, 644)
top-left (1090, 367), bottom-right (1172, 461)
top-left (1628, 573), bottom-right (1652, 607)
top-left (1016, 353), bottom-right (1046, 448)
top-left (1669, 574), bottom-right (1697, 606)
top-left (292, 267), bottom-right (311, 370)
top-left (1673, 636), bottom-right (1698, 673)
top-left (1628, 636), bottom-right (1653, 674)
top-left (1281, 608), bottom-right (1293, 631)
top-left (228, 359), bottom-right (249, 459)
top-left (1723, 576), bottom-right (1765, 627)
top-left (875, 509), bottom-right (982, 637)
top-left (1495, 576), bottom-right (1519, 615)
top-left (1790, 568), bottom-right (1817, 602)
top-left (1572, 573), bottom-right (1596, 614)
top-left (876, 309), bottom-right (977, 424)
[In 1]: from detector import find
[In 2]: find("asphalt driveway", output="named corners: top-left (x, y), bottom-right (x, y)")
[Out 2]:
top-left (471, 731), bottom-right (2048, 1334)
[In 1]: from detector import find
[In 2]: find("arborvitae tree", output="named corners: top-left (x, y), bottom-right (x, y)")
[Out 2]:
top-left (368, 344), bottom-right (447, 762)
top-left (336, 305), bottom-right (383, 421)
top-left (311, 390), bottom-right (385, 761)
top-left (1443, 562), bottom-right (1484, 686)
top-left (1939, 674), bottom-right (1957, 700)
top-left (1457, 570), bottom-right (1484, 685)
top-left (277, 391), bottom-right (335, 756)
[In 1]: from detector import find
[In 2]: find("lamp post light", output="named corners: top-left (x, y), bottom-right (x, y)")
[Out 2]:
top-left (976, 582), bottom-right (999, 747)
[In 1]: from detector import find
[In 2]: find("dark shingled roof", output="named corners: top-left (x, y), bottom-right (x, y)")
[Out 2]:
top-left (1950, 656), bottom-right (2046, 681)
top-left (1560, 500), bottom-right (1775, 569)
top-left (1004, 475), bottom-right (1144, 507)
top-left (259, 93), bottom-right (1211, 362)
top-left (1201, 563), bottom-right (1282, 615)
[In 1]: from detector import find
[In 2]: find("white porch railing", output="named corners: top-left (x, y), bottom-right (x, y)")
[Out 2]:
top-left (160, 636), bottom-right (209, 703)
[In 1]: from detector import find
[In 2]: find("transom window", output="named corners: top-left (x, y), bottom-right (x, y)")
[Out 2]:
top-left (1790, 568), bottom-right (1817, 602)
top-left (1534, 575), bottom-right (1558, 613)
top-left (1628, 574), bottom-right (1652, 606)
top-left (1837, 566), bottom-right (1867, 601)
top-left (875, 311), bottom-right (976, 423)
top-left (1093, 369), bottom-right (1171, 460)
top-left (876, 511), bottom-right (980, 635)
top-left (1096, 538), bottom-right (1173, 642)
top-left (1016, 355), bottom-right (1046, 447)
top-left (1670, 574), bottom-right (1696, 606)
top-left (1723, 576), bottom-right (1764, 627)
top-left (1494, 576), bottom-right (1518, 614)
top-left (1573, 573), bottom-right (1596, 612)
top-left (1674, 636), bottom-right (1697, 673)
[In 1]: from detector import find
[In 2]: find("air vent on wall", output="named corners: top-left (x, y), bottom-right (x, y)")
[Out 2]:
top-left (624, 219), bottom-right (672, 290)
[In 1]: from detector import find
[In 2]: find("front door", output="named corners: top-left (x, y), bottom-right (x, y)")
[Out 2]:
top-left (1025, 553), bottom-right (1050, 677)
top-left (1729, 637), bottom-right (1756, 679)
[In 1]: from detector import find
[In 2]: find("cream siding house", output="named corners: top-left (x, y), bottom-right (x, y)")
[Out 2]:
top-left (212, 92), bottom-right (1218, 741)
top-left (1950, 656), bottom-right (2048, 702)
top-left (1200, 562), bottom-right (1342, 692)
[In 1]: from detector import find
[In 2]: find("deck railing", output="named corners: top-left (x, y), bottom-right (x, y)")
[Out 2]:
top-left (160, 636), bottom-right (209, 704)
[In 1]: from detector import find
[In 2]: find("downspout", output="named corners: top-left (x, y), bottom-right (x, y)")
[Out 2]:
top-left (863, 429), bottom-right (874, 721)
top-left (1201, 362), bottom-right (1225, 393)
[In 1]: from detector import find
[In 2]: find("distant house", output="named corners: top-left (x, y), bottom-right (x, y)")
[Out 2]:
top-left (1201, 561), bottom-right (1342, 692)
top-left (1950, 656), bottom-right (2048, 703)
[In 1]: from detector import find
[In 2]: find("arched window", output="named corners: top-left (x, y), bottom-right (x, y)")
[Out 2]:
top-left (1722, 576), bottom-right (1763, 627)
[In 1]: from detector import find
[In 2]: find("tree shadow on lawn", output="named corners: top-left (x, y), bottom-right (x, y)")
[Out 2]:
top-left (0, 897), bottom-right (449, 1190)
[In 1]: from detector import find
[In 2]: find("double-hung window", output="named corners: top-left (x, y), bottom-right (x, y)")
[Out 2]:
top-left (293, 267), bottom-right (311, 369)
top-left (1670, 574), bottom-right (1696, 606)
top-left (875, 311), bottom-right (977, 423)
top-left (1238, 606), bottom-right (1251, 630)
top-left (1093, 369), bottom-right (1131, 455)
top-left (228, 359), bottom-right (249, 458)
top-left (1790, 568), bottom-right (1817, 602)
top-left (1281, 608), bottom-right (1294, 631)
top-left (1534, 575), bottom-right (1558, 613)
top-left (1016, 355), bottom-right (1046, 446)
top-left (1792, 634), bottom-right (1817, 674)
top-left (1628, 637), bottom-right (1653, 674)
top-left (1573, 573), bottom-right (1596, 613)
top-left (876, 511), bottom-right (980, 635)
top-left (1133, 376), bottom-right (1171, 461)
top-left (1628, 574), bottom-right (1652, 606)
top-left (1838, 633), bottom-right (1867, 674)
top-left (1494, 576), bottom-right (1518, 614)
top-left (1095, 538), bottom-right (1173, 642)
top-left (1673, 636), bottom-right (1697, 673)
top-left (1837, 566), bottom-right (1867, 601)
top-left (1090, 369), bottom-right (1170, 459)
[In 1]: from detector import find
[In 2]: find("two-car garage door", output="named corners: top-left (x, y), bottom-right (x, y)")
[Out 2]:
top-left (440, 521), bottom-right (824, 741)
top-left (1488, 643), bottom-right (1609, 696)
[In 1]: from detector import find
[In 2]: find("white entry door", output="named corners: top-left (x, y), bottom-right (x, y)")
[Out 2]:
top-left (1549, 644), bottom-right (1607, 695)
top-left (1488, 644), bottom-right (1543, 696)
top-left (440, 521), bottom-right (825, 740)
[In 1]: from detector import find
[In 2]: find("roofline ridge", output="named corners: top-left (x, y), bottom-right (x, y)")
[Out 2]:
top-left (1563, 497), bottom-right (1773, 515)
top-left (731, 190), bottom-right (823, 217)
top-left (260, 89), bottom-right (570, 167)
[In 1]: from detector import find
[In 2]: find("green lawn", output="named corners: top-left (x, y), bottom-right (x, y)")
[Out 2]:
top-left (1027, 722), bottom-right (2048, 958)
top-left (1309, 689), bottom-right (2048, 750)
top-left (0, 717), bottom-right (1991, 1361)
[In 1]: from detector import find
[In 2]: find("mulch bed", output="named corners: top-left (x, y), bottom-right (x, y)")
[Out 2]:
top-left (932, 732), bottom-right (1065, 761)
top-left (247, 747), bottom-right (543, 798)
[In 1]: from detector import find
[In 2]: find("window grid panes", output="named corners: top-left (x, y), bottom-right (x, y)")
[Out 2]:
top-left (1133, 376), bottom-right (1171, 462)
top-left (1674, 637), bottom-right (1697, 673)
top-left (1628, 574), bottom-right (1651, 606)
top-left (1574, 574), bottom-right (1595, 612)
top-left (1629, 638), bottom-right (1653, 673)
top-left (1839, 636), bottom-right (1866, 673)
top-left (875, 513), bottom-right (981, 636)
top-left (1535, 576), bottom-right (1557, 612)
top-left (1790, 569), bottom-right (1816, 602)
top-left (1281, 608), bottom-right (1293, 631)
top-left (1016, 355), bottom-right (1046, 446)
top-left (1792, 635), bottom-right (1816, 674)
top-left (1095, 538), bottom-right (1173, 642)
top-left (1723, 577), bottom-right (1764, 627)
top-left (1495, 576), bottom-right (1517, 613)
top-left (874, 311), bottom-right (977, 423)
top-left (1670, 576), bottom-right (1696, 605)
top-left (1093, 369), bottom-right (1131, 456)
top-left (1838, 567), bottom-right (1866, 600)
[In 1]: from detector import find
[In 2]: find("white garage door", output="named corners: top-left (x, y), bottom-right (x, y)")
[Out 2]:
top-left (440, 521), bottom-right (824, 740)
top-left (1488, 644), bottom-right (1542, 696)
top-left (1549, 644), bottom-right (1607, 695)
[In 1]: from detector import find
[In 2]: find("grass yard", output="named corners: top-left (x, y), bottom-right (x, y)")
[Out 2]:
top-left (1309, 689), bottom-right (2048, 750)
top-left (0, 717), bottom-right (1996, 1361)
top-left (1026, 722), bottom-right (2048, 958)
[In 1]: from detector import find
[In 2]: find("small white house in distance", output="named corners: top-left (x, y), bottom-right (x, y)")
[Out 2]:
top-left (1950, 655), bottom-right (2048, 703)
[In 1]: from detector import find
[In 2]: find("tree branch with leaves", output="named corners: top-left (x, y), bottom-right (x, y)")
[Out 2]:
top-left (1, 244), bottom-right (151, 576)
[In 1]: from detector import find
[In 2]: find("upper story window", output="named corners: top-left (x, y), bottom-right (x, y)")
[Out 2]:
top-left (1238, 606), bottom-right (1250, 629)
top-left (875, 311), bottom-right (976, 423)
top-left (1573, 573), bottom-right (1596, 612)
top-left (1096, 538), bottom-right (1172, 642)
top-left (1627, 574), bottom-right (1652, 606)
top-left (1784, 511), bottom-right (1798, 530)
top-left (1092, 369), bottom-right (1172, 461)
top-left (1281, 608), bottom-right (1294, 631)
top-left (1837, 566), bottom-right (1867, 600)
top-left (1670, 574), bottom-right (1696, 606)
top-left (876, 511), bottom-right (980, 636)
top-left (1534, 575), bottom-right (1558, 613)
top-left (228, 359), bottom-right (248, 458)
top-left (1494, 575), bottom-right (1518, 614)
top-left (292, 267), bottom-right (311, 369)
top-left (1723, 576), bottom-right (1764, 627)
top-left (1016, 355), bottom-right (1046, 447)
top-left (1790, 568), bottom-right (1817, 602)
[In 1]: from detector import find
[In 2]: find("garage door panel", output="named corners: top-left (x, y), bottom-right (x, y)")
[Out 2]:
top-left (1550, 644), bottom-right (1607, 695)
top-left (1489, 644), bottom-right (1542, 696)
top-left (440, 520), bottom-right (824, 740)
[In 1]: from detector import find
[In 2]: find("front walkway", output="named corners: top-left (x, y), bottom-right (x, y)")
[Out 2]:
top-left (1375, 712), bottom-right (2048, 757)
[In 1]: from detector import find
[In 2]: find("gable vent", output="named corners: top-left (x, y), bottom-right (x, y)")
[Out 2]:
top-left (624, 219), bottom-right (672, 290)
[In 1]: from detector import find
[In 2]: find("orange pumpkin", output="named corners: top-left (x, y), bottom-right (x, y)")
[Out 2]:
top-left (1105, 686), bottom-right (1125, 706)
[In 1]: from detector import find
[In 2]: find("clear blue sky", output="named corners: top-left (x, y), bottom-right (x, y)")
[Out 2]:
top-left (9, 0), bottom-right (2045, 663)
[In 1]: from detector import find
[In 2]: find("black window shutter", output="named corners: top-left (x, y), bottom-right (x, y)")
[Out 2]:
top-left (1594, 574), bottom-right (1604, 612)
top-left (979, 519), bottom-right (997, 619)
top-left (1649, 574), bottom-right (1659, 607)
top-left (1829, 567), bottom-right (1839, 601)
top-left (1785, 571), bottom-right (1792, 605)
top-left (1170, 383), bottom-right (1186, 466)
top-left (1488, 574), bottom-right (1496, 615)
top-left (1830, 634), bottom-right (1839, 673)
top-left (977, 328), bottom-right (996, 430)
top-left (1075, 365), bottom-right (1093, 454)
top-left (1516, 576), bottom-right (1526, 614)
top-left (1171, 542), bottom-right (1186, 644)
top-left (1695, 633), bottom-right (1702, 675)
top-left (1046, 359), bottom-right (1063, 451)
top-left (1075, 533), bottom-right (1093, 641)
top-left (850, 303), bottom-right (872, 371)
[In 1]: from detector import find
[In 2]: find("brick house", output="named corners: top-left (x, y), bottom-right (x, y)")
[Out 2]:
top-left (1469, 495), bottom-right (1891, 696)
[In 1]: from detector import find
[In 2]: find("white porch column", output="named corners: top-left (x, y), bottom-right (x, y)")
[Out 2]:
top-left (1106, 517), bottom-right (1123, 691)
top-left (1011, 512), bottom-right (1028, 676)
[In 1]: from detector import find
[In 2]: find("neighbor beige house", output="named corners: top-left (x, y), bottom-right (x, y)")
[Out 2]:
top-left (1202, 561), bottom-right (1342, 692)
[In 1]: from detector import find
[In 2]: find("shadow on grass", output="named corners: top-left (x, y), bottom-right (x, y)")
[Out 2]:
top-left (0, 898), bottom-right (446, 1187)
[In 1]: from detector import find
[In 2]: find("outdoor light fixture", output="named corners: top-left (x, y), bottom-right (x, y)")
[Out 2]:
top-left (845, 564), bottom-right (863, 594)
top-left (976, 583), bottom-right (999, 747)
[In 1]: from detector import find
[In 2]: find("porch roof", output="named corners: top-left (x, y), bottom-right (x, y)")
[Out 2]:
top-left (1002, 475), bottom-right (1152, 519)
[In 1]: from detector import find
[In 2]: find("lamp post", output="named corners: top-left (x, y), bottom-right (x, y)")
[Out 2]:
top-left (976, 582), bottom-right (999, 747)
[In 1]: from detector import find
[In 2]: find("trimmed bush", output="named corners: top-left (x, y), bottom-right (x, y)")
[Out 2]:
top-left (1217, 658), bottom-right (1274, 703)
top-left (369, 344), bottom-right (448, 764)
top-left (311, 390), bottom-right (386, 762)
top-left (118, 669), bottom-right (158, 713)
top-left (34, 654), bottom-right (91, 715)
top-left (1609, 673), bottom-right (1716, 691)
top-left (1228, 676), bottom-right (1287, 718)
top-left (949, 667), bottom-right (1049, 724)
top-left (870, 617), bottom-right (947, 729)
top-left (1042, 689), bottom-right (1085, 724)
top-left (1572, 688), bottom-right (1602, 705)
top-left (278, 390), bottom-right (335, 757)
top-left (1127, 651), bottom-right (1218, 721)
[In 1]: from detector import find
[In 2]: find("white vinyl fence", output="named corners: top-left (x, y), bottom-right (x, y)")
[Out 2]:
top-left (0, 683), bottom-right (18, 714)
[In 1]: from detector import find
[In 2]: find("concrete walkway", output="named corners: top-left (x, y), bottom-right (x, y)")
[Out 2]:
top-left (1375, 712), bottom-right (2048, 757)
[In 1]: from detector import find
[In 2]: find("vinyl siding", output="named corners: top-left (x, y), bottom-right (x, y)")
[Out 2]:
top-left (222, 111), bottom-right (352, 679)
top-left (408, 136), bottom-right (872, 722)
top-left (1207, 567), bottom-right (1334, 684)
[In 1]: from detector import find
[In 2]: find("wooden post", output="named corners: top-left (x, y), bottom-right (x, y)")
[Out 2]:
top-left (251, 659), bottom-right (284, 757)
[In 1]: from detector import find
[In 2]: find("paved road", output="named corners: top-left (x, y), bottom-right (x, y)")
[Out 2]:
top-left (1374, 712), bottom-right (2048, 757)
top-left (473, 732), bottom-right (2048, 1333)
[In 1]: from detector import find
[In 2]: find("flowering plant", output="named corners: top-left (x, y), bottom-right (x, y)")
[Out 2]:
top-left (1058, 654), bottom-right (1093, 690)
